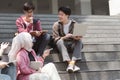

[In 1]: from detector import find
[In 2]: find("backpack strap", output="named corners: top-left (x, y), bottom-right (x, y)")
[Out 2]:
top-left (33, 19), bottom-right (39, 25)
top-left (33, 18), bottom-right (39, 30)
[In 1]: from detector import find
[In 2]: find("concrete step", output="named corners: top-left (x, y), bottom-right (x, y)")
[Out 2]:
top-left (1, 33), bottom-right (120, 40)
top-left (58, 70), bottom-right (120, 80)
top-left (86, 29), bottom-right (120, 34)
top-left (1, 17), bottom-right (120, 23)
top-left (45, 52), bottom-right (120, 62)
top-left (87, 26), bottom-right (120, 30)
top-left (77, 18), bottom-right (120, 22)
top-left (59, 72), bottom-right (75, 80)
top-left (2, 25), bottom-right (120, 32)
top-left (0, 21), bottom-right (15, 25)
top-left (0, 17), bottom-right (58, 22)
top-left (1, 25), bottom-right (120, 30)
top-left (0, 28), bottom-right (16, 33)
top-left (40, 21), bottom-right (120, 25)
top-left (82, 44), bottom-right (120, 52)
top-left (52, 61), bottom-right (120, 72)
top-left (0, 13), bottom-right (120, 19)
top-left (82, 38), bottom-right (120, 43)
top-left (77, 22), bottom-right (120, 26)
top-left (1, 18), bottom-right (120, 25)
top-left (1, 26), bottom-right (120, 34)
top-left (42, 25), bottom-right (120, 30)
top-left (0, 38), bottom-right (12, 43)
top-left (84, 34), bottom-right (120, 38)
top-left (0, 33), bottom-right (14, 38)
top-left (0, 25), bottom-right (16, 29)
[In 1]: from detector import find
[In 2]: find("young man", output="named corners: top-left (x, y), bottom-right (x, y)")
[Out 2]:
top-left (52, 7), bottom-right (83, 72)
top-left (16, 2), bottom-right (50, 56)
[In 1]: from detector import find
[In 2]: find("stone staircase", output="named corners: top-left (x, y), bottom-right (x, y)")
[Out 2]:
top-left (0, 13), bottom-right (120, 80)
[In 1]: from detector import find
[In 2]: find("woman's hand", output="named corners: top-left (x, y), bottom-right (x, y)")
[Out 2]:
top-left (0, 42), bottom-right (9, 50)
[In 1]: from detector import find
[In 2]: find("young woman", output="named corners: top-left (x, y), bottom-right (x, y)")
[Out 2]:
top-left (8, 32), bottom-right (61, 80)
top-left (52, 7), bottom-right (83, 72)
top-left (0, 42), bottom-right (16, 80)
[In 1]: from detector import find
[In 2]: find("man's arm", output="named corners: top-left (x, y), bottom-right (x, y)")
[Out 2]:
top-left (16, 18), bottom-right (28, 33)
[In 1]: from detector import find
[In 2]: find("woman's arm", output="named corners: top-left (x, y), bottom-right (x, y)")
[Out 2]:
top-left (16, 52), bottom-right (36, 74)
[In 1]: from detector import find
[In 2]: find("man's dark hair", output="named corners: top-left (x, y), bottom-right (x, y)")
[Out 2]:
top-left (23, 2), bottom-right (35, 11)
top-left (58, 6), bottom-right (71, 16)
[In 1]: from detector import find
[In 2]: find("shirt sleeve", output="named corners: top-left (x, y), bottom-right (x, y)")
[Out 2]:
top-left (16, 52), bottom-right (36, 74)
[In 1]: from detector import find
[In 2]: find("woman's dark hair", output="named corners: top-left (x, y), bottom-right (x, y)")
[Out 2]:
top-left (58, 6), bottom-right (71, 16)
top-left (23, 2), bottom-right (35, 11)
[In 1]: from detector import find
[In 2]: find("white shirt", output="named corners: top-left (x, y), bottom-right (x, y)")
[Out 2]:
top-left (63, 20), bottom-right (72, 34)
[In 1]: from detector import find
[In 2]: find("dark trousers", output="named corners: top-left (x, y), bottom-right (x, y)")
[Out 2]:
top-left (33, 33), bottom-right (50, 56)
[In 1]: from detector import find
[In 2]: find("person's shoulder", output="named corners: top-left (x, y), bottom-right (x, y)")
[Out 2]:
top-left (16, 16), bottom-right (23, 22)
top-left (17, 49), bottom-right (27, 56)
top-left (53, 21), bottom-right (59, 29)
top-left (53, 21), bottom-right (60, 26)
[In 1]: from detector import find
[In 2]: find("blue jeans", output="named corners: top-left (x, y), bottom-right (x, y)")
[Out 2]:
top-left (1, 63), bottom-right (16, 80)
top-left (0, 74), bottom-right (11, 80)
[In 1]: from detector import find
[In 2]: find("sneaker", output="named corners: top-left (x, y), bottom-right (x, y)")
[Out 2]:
top-left (66, 64), bottom-right (74, 73)
top-left (73, 65), bottom-right (80, 72)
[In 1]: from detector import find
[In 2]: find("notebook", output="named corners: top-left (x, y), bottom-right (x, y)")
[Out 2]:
top-left (73, 23), bottom-right (88, 36)
top-left (30, 61), bottom-right (43, 70)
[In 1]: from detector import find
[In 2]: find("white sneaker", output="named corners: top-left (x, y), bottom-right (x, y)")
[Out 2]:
top-left (66, 65), bottom-right (74, 73)
top-left (73, 65), bottom-right (80, 72)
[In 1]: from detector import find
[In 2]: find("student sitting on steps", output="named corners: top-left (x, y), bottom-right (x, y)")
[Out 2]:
top-left (52, 6), bottom-right (83, 73)
top-left (16, 2), bottom-right (50, 57)
top-left (8, 32), bottom-right (61, 80)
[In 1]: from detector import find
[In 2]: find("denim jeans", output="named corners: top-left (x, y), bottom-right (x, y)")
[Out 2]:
top-left (1, 63), bottom-right (16, 80)
top-left (0, 74), bottom-right (11, 80)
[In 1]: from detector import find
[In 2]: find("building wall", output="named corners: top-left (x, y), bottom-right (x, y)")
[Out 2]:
top-left (91, 0), bottom-right (109, 15)
top-left (0, 0), bottom-right (109, 15)
top-left (0, 0), bottom-right (29, 13)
